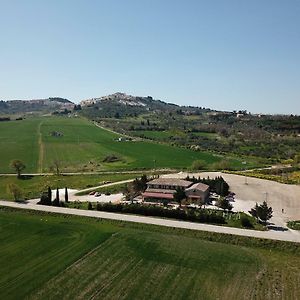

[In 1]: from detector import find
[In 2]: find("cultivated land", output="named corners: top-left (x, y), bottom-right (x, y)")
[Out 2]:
top-left (0, 116), bottom-right (253, 173)
top-left (0, 207), bottom-right (300, 300)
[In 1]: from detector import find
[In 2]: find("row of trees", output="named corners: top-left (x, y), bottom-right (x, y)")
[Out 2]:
top-left (9, 159), bottom-right (62, 178)
top-left (90, 203), bottom-right (226, 225)
top-left (38, 187), bottom-right (69, 207)
top-left (186, 176), bottom-right (229, 196)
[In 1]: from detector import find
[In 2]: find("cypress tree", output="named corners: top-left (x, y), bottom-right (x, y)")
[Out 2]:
top-left (52, 188), bottom-right (60, 206)
top-left (47, 186), bottom-right (52, 205)
top-left (65, 187), bottom-right (68, 203)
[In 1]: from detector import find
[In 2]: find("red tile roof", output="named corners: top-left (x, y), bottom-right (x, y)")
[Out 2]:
top-left (142, 192), bottom-right (174, 199)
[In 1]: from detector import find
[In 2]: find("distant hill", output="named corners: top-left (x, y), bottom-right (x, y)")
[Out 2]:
top-left (80, 92), bottom-right (211, 118)
top-left (0, 97), bottom-right (74, 114)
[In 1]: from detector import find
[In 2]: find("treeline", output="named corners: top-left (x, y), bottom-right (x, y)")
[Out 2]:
top-left (91, 203), bottom-right (226, 225)
top-left (38, 187), bottom-right (69, 207)
top-left (186, 176), bottom-right (229, 196)
top-left (0, 117), bottom-right (10, 122)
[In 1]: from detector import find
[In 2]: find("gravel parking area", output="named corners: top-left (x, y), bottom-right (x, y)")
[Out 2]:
top-left (52, 189), bottom-right (123, 203)
top-left (162, 171), bottom-right (300, 227)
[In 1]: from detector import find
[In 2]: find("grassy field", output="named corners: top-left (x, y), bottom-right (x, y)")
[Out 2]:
top-left (0, 173), bottom-right (143, 200)
top-left (0, 207), bottom-right (299, 300)
top-left (0, 116), bottom-right (253, 173)
top-left (0, 118), bottom-right (40, 172)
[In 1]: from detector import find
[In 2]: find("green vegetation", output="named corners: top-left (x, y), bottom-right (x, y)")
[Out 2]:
top-left (0, 118), bottom-right (41, 172)
top-left (95, 99), bottom-right (300, 164)
top-left (249, 201), bottom-right (273, 225)
top-left (0, 116), bottom-right (256, 173)
top-left (0, 207), bottom-right (299, 300)
top-left (287, 221), bottom-right (300, 230)
top-left (228, 167), bottom-right (300, 185)
top-left (0, 173), bottom-right (143, 200)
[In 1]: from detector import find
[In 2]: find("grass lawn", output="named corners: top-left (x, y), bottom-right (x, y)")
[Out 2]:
top-left (0, 207), bottom-right (299, 300)
top-left (287, 221), bottom-right (300, 230)
top-left (0, 116), bottom-right (253, 173)
top-left (0, 173), bottom-right (144, 200)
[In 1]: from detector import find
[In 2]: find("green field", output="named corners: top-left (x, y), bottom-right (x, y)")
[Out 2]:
top-left (0, 208), bottom-right (299, 299)
top-left (0, 117), bottom-right (251, 173)
top-left (0, 173), bottom-right (144, 200)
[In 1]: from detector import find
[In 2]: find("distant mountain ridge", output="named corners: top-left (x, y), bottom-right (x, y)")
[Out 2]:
top-left (0, 97), bottom-right (74, 114)
top-left (0, 93), bottom-right (212, 116)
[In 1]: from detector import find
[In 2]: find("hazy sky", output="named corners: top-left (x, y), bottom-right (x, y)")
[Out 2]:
top-left (0, 0), bottom-right (299, 114)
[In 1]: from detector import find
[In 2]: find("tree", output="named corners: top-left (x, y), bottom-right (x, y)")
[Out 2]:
top-left (217, 198), bottom-right (233, 211)
top-left (173, 187), bottom-right (186, 206)
top-left (51, 160), bottom-right (60, 175)
top-left (249, 201), bottom-right (273, 224)
top-left (65, 187), bottom-right (69, 203)
top-left (39, 192), bottom-right (49, 205)
top-left (52, 188), bottom-right (60, 206)
top-left (10, 160), bottom-right (26, 178)
top-left (249, 203), bottom-right (259, 220)
top-left (7, 183), bottom-right (23, 202)
top-left (47, 186), bottom-right (52, 205)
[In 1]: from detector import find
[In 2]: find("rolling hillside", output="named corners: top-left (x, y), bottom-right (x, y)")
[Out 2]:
top-left (0, 97), bottom-right (74, 114)
top-left (0, 116), bottom-right (246, 173)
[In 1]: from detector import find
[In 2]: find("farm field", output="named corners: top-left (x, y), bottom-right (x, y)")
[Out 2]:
top-left (0, 116), bottom-right (250, 173)
top-left (0, 173), bottom-right (144, 200)
top-left (0, 118), bottom-right (41, 173)
top-left (0, 207), bottom-right (299, 300)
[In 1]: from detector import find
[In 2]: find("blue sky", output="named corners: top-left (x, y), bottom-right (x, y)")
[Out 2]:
top-left (0, 0), bottom-right (299, 114)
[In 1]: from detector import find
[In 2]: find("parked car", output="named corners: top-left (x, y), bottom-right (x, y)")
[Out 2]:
top-left (89, 191), bottom-right (96, 195)
top-left (94, 192), bottom-right (101, 197)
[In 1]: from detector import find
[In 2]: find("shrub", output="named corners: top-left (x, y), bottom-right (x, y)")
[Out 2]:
top-left (191, 160), bottom-right (206, 170)
top-left (240, 216), bottom-right (253, 228)
top-left (95, 203), bottom-right (226, 225)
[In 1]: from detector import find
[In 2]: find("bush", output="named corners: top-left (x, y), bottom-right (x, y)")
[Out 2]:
top-left (287, 221), bottom-right (300, 230)
top-left (95, 203), bottom-right (226, 225)
top-left (240, 216), bottom-right (253, 228)
top-left (191, 160), bottom-right (206, 170)
top-left (102, 155), bottom-right (120, 163)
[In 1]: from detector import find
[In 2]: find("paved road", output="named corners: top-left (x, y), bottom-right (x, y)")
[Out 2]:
top-left (1, 200), bottom-right (300, 243)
